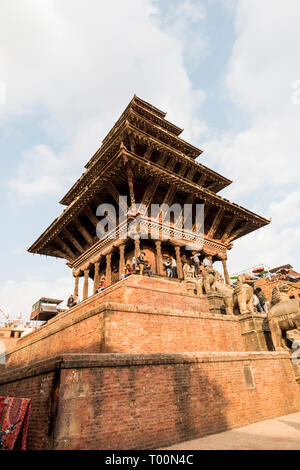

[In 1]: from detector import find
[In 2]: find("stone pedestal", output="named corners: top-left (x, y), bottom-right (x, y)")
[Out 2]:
top-left (207, 293), bottom-right (226, 315)
top-left (184, 279), bottom-right (197, 295)
top-left (239, 312), bottom-right (273, 351)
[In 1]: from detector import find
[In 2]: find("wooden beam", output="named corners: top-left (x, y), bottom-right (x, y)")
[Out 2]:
top-left (207, 207), bottom-right (225, 239)
top-left (93, 194), bottom-right (116, 227)
top-left (186, 167), bottom-right (196, 181)
top-left (166, 158), bottom-right (177, 172)
top-left (144, 146), bottom-right (153, 160)
top-left (207, 181), bottom-right (217, 191)
top-left (56, 236), bottom-right (76, 259)
top-left (129, 135), bottom-right (136, 153)
top-left (139, 176), bottom-right (160, 215)
top-left (157, 152), bottom-right (169, 167)
top-left (175, 194), bottom-right (195, 228)
top-left (74, 219), bottom-right (94, 245)
top-left (178, 163), bottom-right (188, 177)
top-left (197, 174), bottom-right (207, 187)
top-left (127, 165), bottom-right (136, 211)
top-left (85, 205), bottom-right (100, 227)
top-left (48, 249), bottom-right (66, 259)
top-left (193, 201), bottom-right (210, 232)
top-left (63, 227), bottom-right (85, 253)
top-left (160, 184), bottom-right (177, 222)
top-left (221, 214), bottom-right (239, 243)
top-left (106, 181), bottom-right (128, 215)
top-left (227, 222), bottom-right (251, 242)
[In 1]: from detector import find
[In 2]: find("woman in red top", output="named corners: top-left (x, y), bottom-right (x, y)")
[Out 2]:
top-left (97, 277), bottom-right (107, 292)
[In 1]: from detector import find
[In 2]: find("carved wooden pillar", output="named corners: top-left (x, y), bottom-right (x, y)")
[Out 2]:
top-left (155, 240), bottom-right (164, 276)
top-left (134, 236), bottom-right (140, 263)
top-left (93, 260), bottom-right (100, 295)
top-left (83, 268), bottom-right (89, 301)
top-left (127, 165), bottom-right (136, 214)
top-left (174, 245), bottom-right (183, 279)
top-left (106, 252), bottom-right (112, 286)
top-left (119, 244), bottom-right (126, 280)
top-left (221, 257), bottom-right (230, 286)
top-left (73, 272), bottom-right (80, 301)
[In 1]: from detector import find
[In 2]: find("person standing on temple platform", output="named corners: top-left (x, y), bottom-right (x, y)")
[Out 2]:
top-left (136, 252), bottom-right (146, 275)
top-left (253, 293), bottom-right (263, 312)
top-left (97, 276), bottom-right (107, 292)
top-left (203, 256), bottom-right (211, 268)
top-left (144, 260), bottom-right (153, 277)
top-left (171, 256), bottom-right (177, 278)
top-left (132, 256), bottom-right (136, 271)
top-left (254, 287), bottom-right (267, 313)
top-left (67, 294), bottom-right (76, 308)
top-left (164, 258), bottom-right (173, 277)
top-left (191, 252), bottom-right (201, 276)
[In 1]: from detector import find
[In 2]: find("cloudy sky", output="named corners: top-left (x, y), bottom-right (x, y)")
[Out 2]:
top-left (0, 0), bottom-right (300, 319)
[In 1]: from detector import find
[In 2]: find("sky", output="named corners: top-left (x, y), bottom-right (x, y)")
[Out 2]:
top-left (0, 0), bottom-right (300, 319)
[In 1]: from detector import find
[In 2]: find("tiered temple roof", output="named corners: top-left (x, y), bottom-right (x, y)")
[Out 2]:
top-left (28, 96), bottom-right (270, 279)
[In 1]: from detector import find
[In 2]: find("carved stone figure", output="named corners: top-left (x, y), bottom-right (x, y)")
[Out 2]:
top-left (224, 273), bottom-right (255, 315)
top-left (202, 266), bottom-right (226, 294)
top-left (267, 282), bottom-right (300, 351)
top-left (183, 262), bottom-right (195, 280)
top-left (182, 262), bottom-right (197, 295)
top-left (202, 266), bottom-right (217, 294)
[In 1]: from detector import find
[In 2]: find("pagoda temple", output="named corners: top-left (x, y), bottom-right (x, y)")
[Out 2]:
top-left (2, 97), bottom-right (300, 451)
top-left (28, 95), bottom-right (269, 298)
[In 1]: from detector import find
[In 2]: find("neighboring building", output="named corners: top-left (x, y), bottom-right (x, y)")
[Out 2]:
top-left (231, 263), bottom-right (300, 301)
top-left (0, 315), bottom-right (36, 352)
top-left (30, 298), bottom-right (64, 322)
top-left (255, 264), bottom-right (300, 302)
top-left (0, 325), bottom-right (24, 351)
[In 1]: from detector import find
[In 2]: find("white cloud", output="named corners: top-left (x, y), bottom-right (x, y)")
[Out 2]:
top-left (202, 0), bottom-right (300, 273)
top-left (9, 145), bottom-right (65, 198)
top-left (1, 0), bottom-right (208, 200)
top-left (268, 190), bottom-right (300, 228)
top-left (226, 0), bottom-right (300, 115)
top-left (156, 0), bottom-right (210, 69)
top-left (0, 274), bottom-right (96, 322)
top-left (0, 276), bottom-right (73, 322)
top-left (204, 113), bottom-right (300, 200)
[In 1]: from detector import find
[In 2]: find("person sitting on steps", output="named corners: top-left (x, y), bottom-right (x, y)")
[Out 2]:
top-left (67, 294), bottom-right (76, 308)
top-left (136, 252), bottom-right (146, 275)
top-left (144, 260), bottom-right (154, 277)
top-left (97, 276), bottom-right (107, 292)
top-left (122, 263), bottom-right (134, 279)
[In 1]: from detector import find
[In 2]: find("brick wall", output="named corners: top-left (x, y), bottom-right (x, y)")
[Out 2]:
top-left (0, 352), bottom-right (299, 450)
top-left (4, 276), bottom-right (245, 367)
top-left (0, 358), bottom-right (61, 449)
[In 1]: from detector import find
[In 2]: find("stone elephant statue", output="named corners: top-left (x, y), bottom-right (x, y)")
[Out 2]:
top-left (268, 283), bottom-right (300, 351)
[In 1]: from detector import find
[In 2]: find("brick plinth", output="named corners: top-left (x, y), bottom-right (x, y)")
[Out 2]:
top-left (239, 313), bottom-right (273, 351)
top-left (4, 276), bottom-right (245, 367)
top-left (0, 352), bottom-right (299, 450)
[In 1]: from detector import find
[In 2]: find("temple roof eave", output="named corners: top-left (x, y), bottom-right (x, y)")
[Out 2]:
top-left (59, 120), bottom-right (232, 206)
top-left (28, 147), bottom-right (270, 259)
